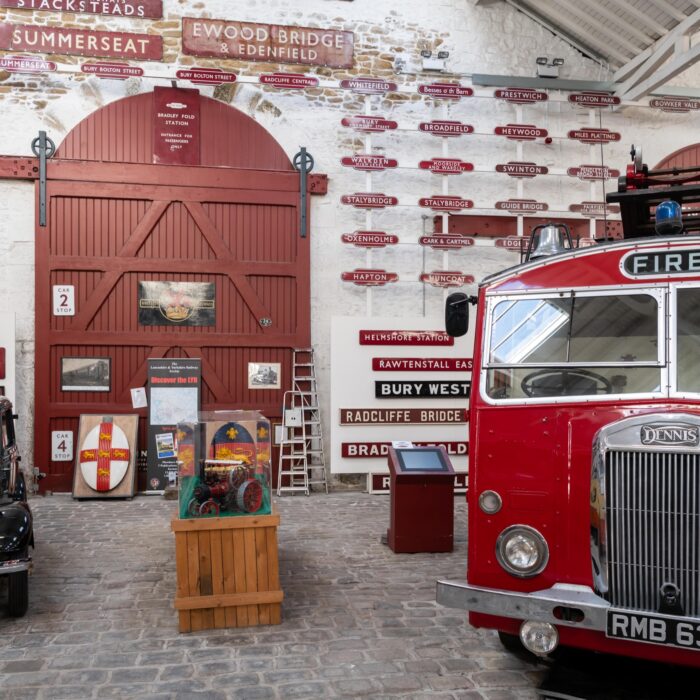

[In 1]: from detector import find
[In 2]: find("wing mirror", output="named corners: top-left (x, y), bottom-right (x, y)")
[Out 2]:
top-left (445, 292), bottom-right (477, 337)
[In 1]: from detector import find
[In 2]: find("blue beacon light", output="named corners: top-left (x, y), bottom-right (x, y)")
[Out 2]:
top-left (655, 199), bottom-right (683, 236)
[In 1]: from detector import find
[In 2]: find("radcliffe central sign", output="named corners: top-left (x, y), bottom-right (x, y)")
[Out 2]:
top-left (182, 17), bottom-right (354, 68)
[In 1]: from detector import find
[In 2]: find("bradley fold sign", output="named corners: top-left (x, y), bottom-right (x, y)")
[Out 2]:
top-left (182, 17), bottom-right (354, 68)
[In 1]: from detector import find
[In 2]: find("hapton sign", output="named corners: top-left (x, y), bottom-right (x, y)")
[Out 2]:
top-left (341, 269), bottom-right (398, 286)
top-left (182, 18), bottom-right (354, 68)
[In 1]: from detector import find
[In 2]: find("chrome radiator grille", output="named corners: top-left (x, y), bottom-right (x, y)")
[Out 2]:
top-left (605, 450), bottom-right (700, 616)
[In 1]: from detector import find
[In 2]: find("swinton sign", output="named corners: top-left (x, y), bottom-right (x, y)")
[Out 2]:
top-left (0, 0), bottom-right (163, 16)
top-left (182, 18), bottom-right (354, 68)
top-left (496, 162), bottom-right (548, 178)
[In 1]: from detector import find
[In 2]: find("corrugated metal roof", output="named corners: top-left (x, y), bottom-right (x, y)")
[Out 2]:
top-left (508, 0), bottom-right (700, 69)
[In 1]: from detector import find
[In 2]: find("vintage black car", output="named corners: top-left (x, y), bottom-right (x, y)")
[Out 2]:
top-left (0, 397), bottom-right (33, 617)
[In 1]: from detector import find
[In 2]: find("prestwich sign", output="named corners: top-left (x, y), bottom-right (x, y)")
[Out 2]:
top-left (182, 17), bottom-right (354, 68)
top-left (0, 0), bottom-right (162, 16)
top-left (0, 22), bottom-right (162, 59)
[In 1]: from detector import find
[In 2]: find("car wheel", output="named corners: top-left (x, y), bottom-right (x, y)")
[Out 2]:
top-left (7, 570), bottom-right (28, 617)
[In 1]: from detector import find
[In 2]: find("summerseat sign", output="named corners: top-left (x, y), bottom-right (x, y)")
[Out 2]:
top-left (622, 248), bottom-right (700, 277)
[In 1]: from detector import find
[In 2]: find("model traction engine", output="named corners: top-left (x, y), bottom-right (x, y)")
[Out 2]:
top-left (188, 458), bottom-right (264, 516)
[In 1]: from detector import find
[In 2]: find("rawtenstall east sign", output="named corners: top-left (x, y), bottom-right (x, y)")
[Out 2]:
top-left (419, 196), bottom-right (473, 211)
top-left (494, 124), bottom-right (548, 141)
top-left (0, 0), bottom-right (162, 17)
top-left (372, 357), bottom-right (473, 371)
top-left (496, 199), bottom-right (548, 213)
top-left (341, 154), bottom-right (398, 172)
top-left (420, 271), bottom-right (475, 288)
top-left (359, 330), bottom-right (454, 346)
top-left (649, 97), bottom-right (700, 113)
top-left (418, 82), bottom-right (473, 99)
top-left (419, 235), bottom-right (474, 250)
top-left (0, 22), bottom-right (162, 59)
top-left (495, 161), bottom-right (548, 178)
top-left (419, 120), bottom-right (474, 137)
top-left (568, 128), bottom-right (621, 144)
top-left (341, 269), bottom-right (398, 286)
top-left (341, 231), bottom-right (399, 248)
top-left (567, 165), bottom-right (620, 181)
top-left (341, 193), bottom-right (398, 209)
top-left (182, 18), bottom-right (354, 68)
top-left (568, 92), bottom-right (620, 107)
top-left (340, 408), bottom-right (467, 425)
top-left (419, 158), bottom-right (473, 175)
top-left (495, 87), bottom-right (547, 104)
top-left (341, 115), bottom-right (397, 132)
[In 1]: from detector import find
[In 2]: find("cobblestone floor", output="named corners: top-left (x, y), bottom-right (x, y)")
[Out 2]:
top-left (0, 492), bottom-right (550, 699)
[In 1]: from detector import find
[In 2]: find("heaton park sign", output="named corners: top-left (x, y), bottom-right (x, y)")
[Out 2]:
top-left (182, 18), bottom-right (354, 68)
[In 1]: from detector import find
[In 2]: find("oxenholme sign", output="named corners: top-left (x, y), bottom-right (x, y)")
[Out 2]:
top-left (182, 17), bottom-right (354, 68)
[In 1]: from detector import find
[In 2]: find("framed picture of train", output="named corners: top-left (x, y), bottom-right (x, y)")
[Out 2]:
top-left (61, 357), bottom-right (111, 392)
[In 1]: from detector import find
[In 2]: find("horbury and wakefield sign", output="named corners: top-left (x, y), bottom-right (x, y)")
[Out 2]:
top-left (182, 17), bottom-right (354, 68)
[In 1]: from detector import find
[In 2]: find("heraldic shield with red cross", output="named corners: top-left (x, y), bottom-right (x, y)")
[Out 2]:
top-left (79, 419), bottom-right (131, 492)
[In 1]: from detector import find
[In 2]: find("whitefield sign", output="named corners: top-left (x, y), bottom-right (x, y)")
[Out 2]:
top-left (330, 316), bottom-right (474, 476)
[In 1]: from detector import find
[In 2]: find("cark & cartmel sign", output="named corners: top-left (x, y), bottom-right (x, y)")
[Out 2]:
top-left (419, 235), bottom-right (474, 250)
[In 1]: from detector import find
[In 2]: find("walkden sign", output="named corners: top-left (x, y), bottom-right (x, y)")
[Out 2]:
top-left (0, 0), bottom-right (163, 17)
top-left (182, 18), bottom-right (354, 68)
top-left (0, 22), bottom-right (162, 59)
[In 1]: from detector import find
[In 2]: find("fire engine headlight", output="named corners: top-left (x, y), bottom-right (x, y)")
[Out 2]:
top-left (519, 620), bottom-right (559, 656)
top-left (496, 525), bottom-right (549, 577)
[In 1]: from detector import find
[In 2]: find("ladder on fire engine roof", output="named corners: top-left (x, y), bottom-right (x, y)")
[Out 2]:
top-left (276, 348), bottom-right (328, 496)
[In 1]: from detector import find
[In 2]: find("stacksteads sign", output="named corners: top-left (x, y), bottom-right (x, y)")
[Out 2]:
top-left (182, 17), bottom-right (354, 68)
top-left (0, 22), bottom-right (162, 59)
top-left (0, 0), bottom-right (163, 17)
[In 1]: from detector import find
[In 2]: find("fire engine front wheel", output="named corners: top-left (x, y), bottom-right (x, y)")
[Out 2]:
top-left (7, 570), bottom-right (28, 618)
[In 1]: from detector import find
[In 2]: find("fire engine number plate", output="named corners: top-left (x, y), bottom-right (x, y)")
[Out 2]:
top-left (607, 610), bottom-right (700, 650)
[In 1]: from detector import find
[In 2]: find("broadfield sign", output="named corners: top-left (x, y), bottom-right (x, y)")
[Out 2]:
top-left (182, 17), bottom-right (354, 68)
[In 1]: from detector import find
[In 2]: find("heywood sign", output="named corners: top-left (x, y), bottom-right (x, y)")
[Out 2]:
top-left (0, 22), bottom-right (162, 59)
top-left (0, 0), bottom-right (163, 17)
top-left (375, 381), bottom-right (471, 398)
top-left (495, 124), bottom-right (548, 141)
top-left (182, 18), bottom-right (354, 68)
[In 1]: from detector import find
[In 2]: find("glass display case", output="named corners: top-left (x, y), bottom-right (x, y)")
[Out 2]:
top-left (176, 410), bottom-right (272, 519)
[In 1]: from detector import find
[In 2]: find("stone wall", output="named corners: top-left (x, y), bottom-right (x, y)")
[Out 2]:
top-left (1, 0), bottom-right (699, 482)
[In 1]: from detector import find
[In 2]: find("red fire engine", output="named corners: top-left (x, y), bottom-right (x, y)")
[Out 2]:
top-left (437, 147), bottom-right (700, 667)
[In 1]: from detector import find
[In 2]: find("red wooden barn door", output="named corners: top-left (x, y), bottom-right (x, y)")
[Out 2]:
top-left (35, 93), bottom-right (309, 492)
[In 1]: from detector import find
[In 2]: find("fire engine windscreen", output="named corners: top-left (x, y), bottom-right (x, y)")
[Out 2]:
top-left (654, 199), bottom-right (683, 236)
top-left (485, 292), bottom-right (661, 400)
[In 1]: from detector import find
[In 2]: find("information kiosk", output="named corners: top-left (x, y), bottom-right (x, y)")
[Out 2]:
top-left (386, 445), bottom-right (455, 553)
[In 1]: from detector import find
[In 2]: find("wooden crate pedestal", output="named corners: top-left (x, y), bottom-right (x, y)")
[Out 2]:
top-left (172, 511), bottom-right (282, 632)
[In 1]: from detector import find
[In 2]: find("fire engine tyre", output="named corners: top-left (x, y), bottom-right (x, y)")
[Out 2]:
top-left (7, 569), bottom-right (28, 618)
top-left (236, 479), bottom-right (263, 513)
top-left (520, 368), bottom-right (612, 397)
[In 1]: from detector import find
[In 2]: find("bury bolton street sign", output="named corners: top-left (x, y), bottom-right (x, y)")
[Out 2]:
top-left (340, 407), bottom-right (467, 424)
top-left (495, 87), bottom-right (548, 104)
top-left (418, 82), bottom-right (473, 99)
top-left (375, 380), bottom-right (471, 398)
top-left (341, 231), bottom-right (399, 248)
top-left (494, 124), bottom-right (548, 141)
top-left (0, 0), bottom-right (163, 17)
top-left (418, 235), bottom-right (474, 250)
top-left (81, 62), bottom-right (143, 78)
top-left (567, 165), bottom-right (620, 181)
top-left (419, 120), bottom-right (474, 136)
top-left (341, 154), bottom-right (398, 172)
top-left (649, 97), bottom-right (700, 113)
top-left (419, 158), bottom-right (473, 175)
top-left (0, 22), bottom-right (162, 59)
top-left (420, 271), bottom-right (475, 288)
top-left (0, 54), bottom-right (55, 72)
top-left (341, 115), bottom-right (398, 132)
top-left (419, 196), bottom-right (473, 211)
top-left (259, 72), bottom-right (319, 89)
top-left (569, 201), bottom-right (620, 217)
top-left (495, 161), bottom-right (548, 178)
top-left (359, 330), bottom-right (454, 346)
top-left (496, 236), bottom-right (529, 251)
top-left (567, 128), bottom-right (621, 144)
top-left (341, 269), bottom-right (398, 286)
top-left (372, 357), bottom-right (473, 371)
top-left (341, 193), bottom-right (398, 208)
top-left (568, 92), bottom-right (620, 107)
top-left (175, 68), bottom-right (237, 85)
top-left (496, 199), bottom-right (548, 213)
top-left (182, 17), bottom-right (354, 68)
top-left (340, 77), bottom-right (397, 94)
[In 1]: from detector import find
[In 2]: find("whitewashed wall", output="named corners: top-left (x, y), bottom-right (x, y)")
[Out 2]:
top-left (1, 0), bottom-right (699, 481)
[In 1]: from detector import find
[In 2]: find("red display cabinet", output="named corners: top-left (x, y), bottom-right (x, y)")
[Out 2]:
top-left (386, 446), bottom-right (455, 553)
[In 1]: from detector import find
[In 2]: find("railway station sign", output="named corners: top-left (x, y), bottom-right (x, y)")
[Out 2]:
top-left (496, 162), bottom-right (548, 177)
top-left (341, 115), bottom-right (397, 132)
top-left (82, 62), bottom-right (144, 79)
top-left (568, 92), bottom-right (620, 107)
top-left (341, 154), bottom-right (398, 171)
top-left (341, 231), bottom-right (399, 248)
top-left (495, 199), bottom-right (548, 213)
top-left (340, 77), bottom-right (397, 94)
top-left (567, 128), bottom-right (621, 144)
top-left (175, 68), bottom-right (237, 85)
top-left (341, 193), bottom-right (398, 208)
top-left (419, 271), bottom-right (475, 288)
top-left (259, 72), bottom-right (319, 89)
top-left (359, 330), bottom-right (453, 346)
top-left (494, 124), bottom-right (548, 140)
top-left (418, 235), bottom-right (474, 250)
top-left (418, 82), bottom-right (473, 99)
top-left (340, 407), bottom-right (467, 424)
top-left (0, 54), bottom-right (55, 72)
top-left (649, 97), bottom-right (700, 113)
top-left (569, 201), bottom-right (620, 217)
top-left (372, 357), bottom-right (472, 371)
top-left (419, 120), bottom-right (474, 136)
top-left (182, 18), bottom-right (354, 68)
top-left (341, 269), bottom-right (398, 286)
top-left (375, 381), bottom-right (471, 398)
top-left (495, 87), bottom-right (547, 103)
top-left (345, 441), bottom-right (468, 458)
top-left (567, 165), bottom-right (619, 180)
top-left (152, 86), bottom-right (201, 166)
top-left (0, 0), bottom-right (163, 17)
top-left (419, 158), bottom-right (473, 174)
top-left (419, 196), bottom-right (473, 211)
